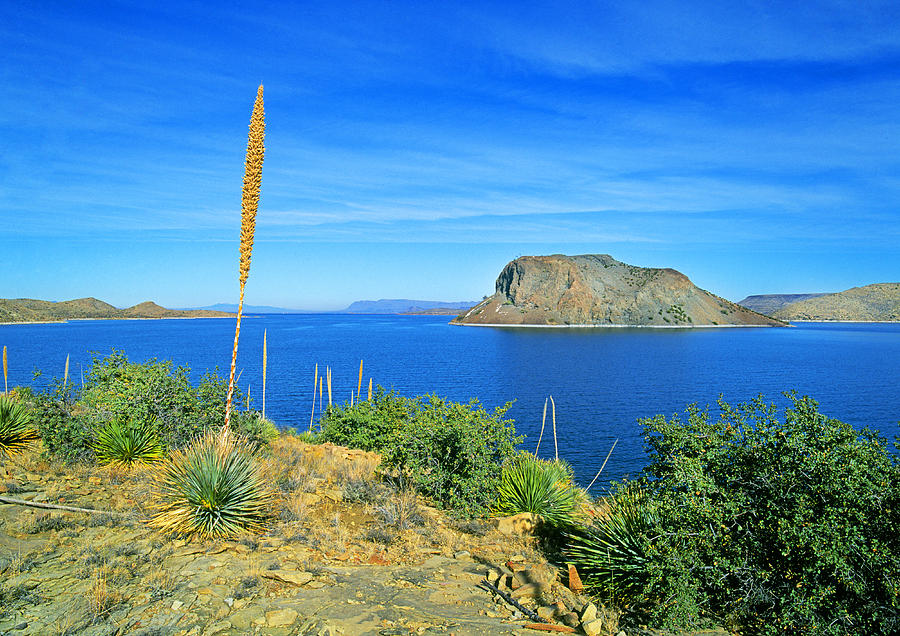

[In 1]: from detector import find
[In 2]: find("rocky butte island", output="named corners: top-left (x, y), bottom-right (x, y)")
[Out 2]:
top-left (451, 254), bottom-right (786, 327)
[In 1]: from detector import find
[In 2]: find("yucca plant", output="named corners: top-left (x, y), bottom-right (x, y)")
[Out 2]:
top-left (563, 486), bottom-right (656, 602)
top-left (0, 394), bottom-right (39, 458)
top-left (93, 417), bottom-right (164, 467)
top-left (494, 453), bottom-right (586, 527)
top-left (150, 431), bottom-right (270, 539)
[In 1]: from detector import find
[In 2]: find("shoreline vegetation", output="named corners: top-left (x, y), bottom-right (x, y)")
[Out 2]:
top-left (2, 351), bottom-right (898, 634)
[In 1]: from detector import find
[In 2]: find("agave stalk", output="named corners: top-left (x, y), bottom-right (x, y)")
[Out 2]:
top-left (550, 395), bottom-right (558, 460)
top-left (326, 367), bottom-right (332, 408)
top-left (318, 373), bottom-right (323, 410)
top-left (586, 438), bottom-right (618, 492)
top-left (2, 345), bottom-right (7, 394)
top-left (309, 364), bottom-right (318, 431)
top-left (356, 359), bottom-right (363, 403)
top-left (63, 353), bottom-right (69, 389)
top-left (225, 85), bottom-right (266, 432)
top-left (535, 397), bottom-right (547, 455)
top-left (262, 329), bottom-right (267, 420)
top-left (368, 377), bottom-right (372, 401)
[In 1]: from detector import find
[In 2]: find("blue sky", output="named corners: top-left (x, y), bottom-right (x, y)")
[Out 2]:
top-left (2, 1), bottom-right (899, 310)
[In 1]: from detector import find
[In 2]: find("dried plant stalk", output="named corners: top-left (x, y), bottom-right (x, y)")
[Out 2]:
top-left (2, 345), bottom-right (7, 394)
top-left (262, 329), bottom-right (267, 419)
top-left (550, 395), bottom-right (558, 460)
top-left (326, 367), bottom-right (332, 408)
top-left (586, 438), bottom-right (618, 492)
top-left (535, 397), bottom-right (548, 455)
top-left (368, 377), bottom-right (373, 401)
top-left (356, 359), bottom-right (363, 402)
top-left (225, 85), bottom-right (266, 430)
top-left (64, 354), bottom-right (69, 389)
top-left (319, 373), bottom-right (323, 410)
top-left (309, 363), bottom-right (318, 431)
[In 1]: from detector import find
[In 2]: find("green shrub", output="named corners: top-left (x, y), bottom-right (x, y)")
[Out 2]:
top-left (93, 417), bottom-right (164, 467)
top-left (150, 431), bottom-right (270, 539)
top-left (563, 485), bottom-right (655, 604)
top-left (494, 453), bottom-right (585, 527)
top-left (0, 393), bottom-right (39, 458)
top-left (317, 387), bottom-right (412, 452)
top-left (318, 388), bottom-right (520, 515)
top-left (26, 351), bottom-right (259, 463)
top-left (625, 394), bottom-right (900, 633)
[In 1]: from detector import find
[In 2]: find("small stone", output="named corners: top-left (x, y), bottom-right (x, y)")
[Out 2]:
top-left (171, 600), bottom-right (184, 611)
top-left (567, 564), bottom-right (584, 593)
top-left (560, 612), bottom-right (580, 628)
top-left (510, 582), bottom-right (549, 599)
top-left (261, 570), bottom-right (313, 587)
top-left (580, 602), bottom-right (598, 623)
top-left (453, 550), bottom-right (471, 560)
top-left (266, 608), bottom-right (298, 627)
top-left (206, 620), bottom-right (231, 635)
top-left (582, 618), bottom-right (605, 636)
top-left (536, 606), bottom-right (556, 621)
top-left (12, 623), bottom-right (27, 631)
top-left (223, 597), bottom-right (234, 607)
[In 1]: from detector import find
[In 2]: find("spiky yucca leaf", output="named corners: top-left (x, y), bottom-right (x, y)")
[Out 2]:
top-left (563, 486), bottom-right (656, 602)
top-left (494, 454), bottom-right (585, 527)
top-left (93, 417), bottom-right (163, 467)
top-left (0, 394), bottom-right (39, 458)
top-left (150, 431), bottom-right (270, 539)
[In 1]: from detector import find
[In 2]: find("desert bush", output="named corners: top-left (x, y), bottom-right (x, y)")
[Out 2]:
top-left (494, 453), bottom-right (586, 527)
top-left (0, 393), bottom-right (39, 458)
top-left (26, 351), bottom-right (263, 463)
top-left (608, 394), bottom-right (900, 633)
top-left (318, 388), bottom-right (520, 515)
top-left (149, 431), bottom-right (271, 539)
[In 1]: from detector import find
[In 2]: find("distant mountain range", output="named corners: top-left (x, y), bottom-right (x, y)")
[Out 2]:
top-left (771, 283), bottom-right (900, 321)
top-left (195, 303), bottom-right (304, 314)
top-left (736, 294), bottom-right (829, 315)
top-left (342, 299), bottom-right (479, 314)
top-left (0, 298), bottom-right (234, 324)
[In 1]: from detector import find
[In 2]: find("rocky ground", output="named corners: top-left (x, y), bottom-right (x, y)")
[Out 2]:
top-left (0, 440), bottom-right (729, 635)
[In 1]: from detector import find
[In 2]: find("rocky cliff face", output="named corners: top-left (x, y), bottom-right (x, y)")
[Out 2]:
top-left (452, 254), bottom-right (785, 327)
top-left (773, 283), bottom-right (900, 321)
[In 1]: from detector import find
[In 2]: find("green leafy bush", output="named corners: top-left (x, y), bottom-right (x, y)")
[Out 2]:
top-left (319, 388), bottom-right (521, 515)
top-left (494, 453), bottom-right (586, 527)
top-left (621, 394), bottom-right (900, 633)
top-left (93, 417), bottom-right (164, 467)
top-left (26, 350), bottom-right (262, 463)
top-left (150, 431), bottom-right (270, 539)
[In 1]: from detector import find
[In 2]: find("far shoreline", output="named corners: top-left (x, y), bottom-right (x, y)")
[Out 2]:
top-left (0, 315), bottom-right (236, 327)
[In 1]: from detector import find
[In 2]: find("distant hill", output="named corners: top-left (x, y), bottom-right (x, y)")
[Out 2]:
top-left (196, 303), bottom-right (303, 314)
top-left (772, 283), bottom-right (900, 321)
top-left (342, 299), bottom-right (479, 314)
top-left (0, 297), bottom-right (234, 324)
top-left (737, 293), bottom-right (828, 315)
top-left (452, 254), bottom-right (786, 327)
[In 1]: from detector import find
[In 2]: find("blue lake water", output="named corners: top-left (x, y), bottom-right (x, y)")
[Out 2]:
top-left (2, 315), bottom-right (898, 490)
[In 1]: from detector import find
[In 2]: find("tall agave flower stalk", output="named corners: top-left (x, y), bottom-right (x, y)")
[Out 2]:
top-left (309, 363), bottom-right (318, 430)
top-left (326, 367), bottom-right (332, 408)
top-left (63, 354), bottom-right (69, 389)
top-left (261, 329), bottom-right (267, 420)
top-left (356, 359), bottom-right (363, 402)
top-left (225, 85), bottom-right (265, 431)
top-left (550, 395), bottom-right (558, 460)
top-left (535, 397), bottom-right (548, 455)
top-left (368, 377), bottom-right (372, 401)
top-left (2, 346), bottom-right (7, 394)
